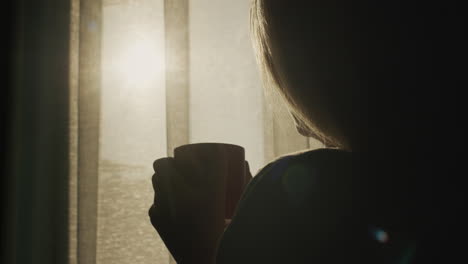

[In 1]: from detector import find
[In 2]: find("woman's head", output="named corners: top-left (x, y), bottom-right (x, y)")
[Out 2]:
top-left (250, 0), bottom-right (464, 152)
top-left (250, 0), bottom-right (371, 150)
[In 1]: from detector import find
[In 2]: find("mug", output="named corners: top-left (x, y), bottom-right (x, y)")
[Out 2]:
top-left (171, 142), bottom-right (249, 262)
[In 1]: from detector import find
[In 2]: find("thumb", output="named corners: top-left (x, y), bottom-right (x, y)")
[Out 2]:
top-left (244, 160), bottom-right (253, 188)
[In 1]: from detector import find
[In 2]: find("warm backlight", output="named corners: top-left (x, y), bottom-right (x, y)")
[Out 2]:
top-left (113, 38), bottom-right (163, 87)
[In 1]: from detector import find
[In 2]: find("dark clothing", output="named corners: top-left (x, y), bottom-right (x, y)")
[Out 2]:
top-left (215, 148), bottom-right (463, 263)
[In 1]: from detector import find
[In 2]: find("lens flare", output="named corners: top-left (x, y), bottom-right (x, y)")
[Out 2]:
top-left (370, 227), bottom-right (389, 244)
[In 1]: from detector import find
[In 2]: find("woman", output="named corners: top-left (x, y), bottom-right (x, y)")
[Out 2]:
top-left (150, 1), bottom-right (466, 263)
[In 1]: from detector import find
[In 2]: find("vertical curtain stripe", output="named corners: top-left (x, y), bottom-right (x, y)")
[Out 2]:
top-left (164, 0), bottom-right (190, 262)
top-left (8, 0), bottom-right (72, 263)
top-left (77, 1), bottom-right (102, 264)
top-left (164, 0), bottom-right (190, 158)
top-left (68, 0), bottom-right (80, 263)
top-left (264, 89), bottom-right (312, 160)
top-left (272, 99), bottom-right (310, 156)
top-left (263, 93), bottom-right (276, 163)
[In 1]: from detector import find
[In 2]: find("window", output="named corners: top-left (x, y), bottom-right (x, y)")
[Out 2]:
top-left (69, 1), bottom-right (322, 263)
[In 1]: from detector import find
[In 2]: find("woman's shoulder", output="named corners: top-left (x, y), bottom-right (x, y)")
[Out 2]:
top-left (216, 148), bottom-right (365, 263)
top-left (234, 147), bottom-right (356, 218)
top-left (267, 147), bottom-right (353, 168)
top-left (253, 148), bottom-right (355, 187)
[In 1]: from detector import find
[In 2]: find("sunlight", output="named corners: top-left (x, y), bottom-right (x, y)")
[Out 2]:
top-left (98, 2), bottom-right (169, 263)
top-left (114, 38), bottom-right (163, 87)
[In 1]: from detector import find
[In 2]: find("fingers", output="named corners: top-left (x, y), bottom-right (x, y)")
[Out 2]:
top-left (151, 157), bottom-right (178, 217)
top-left (149, 157), bottom-right (203, 262)
top-left (149, 158), bottom-right (184, 259)
top-left (152, 157), bottom-right (172, 187)
top-left (152, 157), bottom-right (177, 194)
top-left (148, 204), bottom-right (180, 259)
top-left (148, 204), bottom-right (159, 228)
top-left (153, 157), bottom-right (175, 172)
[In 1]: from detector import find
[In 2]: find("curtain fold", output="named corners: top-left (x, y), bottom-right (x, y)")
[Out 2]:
top-left (7, 0), bottom-right (72, 263)
top-left (165, 0), bottom-right (190, 158)
top-left (70, 1), bottom-right (103, 264)
top-left (68, 1), bottom-right (80, 263)
top-left (164, 1), bottom-right (189, 262)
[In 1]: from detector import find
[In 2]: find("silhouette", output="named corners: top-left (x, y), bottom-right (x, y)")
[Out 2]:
top-left (150, 1), bottom-right (466, 263)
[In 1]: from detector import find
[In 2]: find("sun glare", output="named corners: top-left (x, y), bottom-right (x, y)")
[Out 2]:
top-left (114, 39), bottom-right (163, 87)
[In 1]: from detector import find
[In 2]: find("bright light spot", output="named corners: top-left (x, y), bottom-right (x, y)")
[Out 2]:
top-left (113, 39), bottom-right (163, 87)
top-left (374, 229), bottom-right (389, 243)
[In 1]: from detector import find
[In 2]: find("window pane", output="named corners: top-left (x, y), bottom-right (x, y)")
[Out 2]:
top-left (96, 0), bottom-right (305, 263)
top-left (189, 0), bottom-right (265, 174)
top-left (99, 0), bottom-right (168, 263)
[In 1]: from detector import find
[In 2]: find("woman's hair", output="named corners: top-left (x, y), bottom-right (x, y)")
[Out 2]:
top-left (250, 3), bottom-right (467, 260)
top-left (250, 0), bottom-right (372, 149)
top-left (250, 0), bottom-right (465, 152)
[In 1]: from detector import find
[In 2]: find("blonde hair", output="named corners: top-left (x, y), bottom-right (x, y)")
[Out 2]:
top-left (249, 0), bottom-right (342, 148)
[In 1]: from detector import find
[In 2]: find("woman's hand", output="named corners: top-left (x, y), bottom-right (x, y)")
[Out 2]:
top-left (149, 157), bottom-right (214, 263)
top-left (148, 158), bottom-right (183, 262)
top-left (148, 157), bottom-right (252, 263)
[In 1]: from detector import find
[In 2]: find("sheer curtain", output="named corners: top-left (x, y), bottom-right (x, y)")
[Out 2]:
top-left (70, 0), bottom-right (322, 264)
